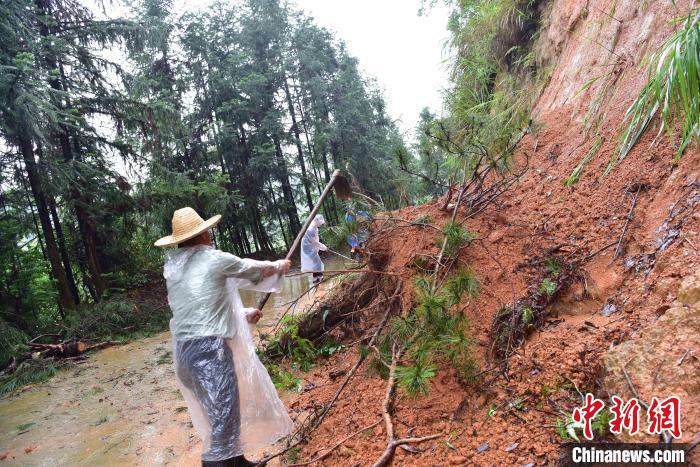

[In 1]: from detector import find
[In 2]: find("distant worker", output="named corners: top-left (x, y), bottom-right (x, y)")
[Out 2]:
top-left (155, 207), bottom-right (293, 466)
top-left (300, 214), bottom-right (327, 284)
top-left (344, 210), bottom-right (370, 260)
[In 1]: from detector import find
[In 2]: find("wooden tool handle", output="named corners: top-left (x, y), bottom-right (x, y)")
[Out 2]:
top-left (256, 170), bottom-right (342, 310)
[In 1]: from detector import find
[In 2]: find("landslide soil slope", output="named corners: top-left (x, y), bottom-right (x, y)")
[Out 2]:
top-left (284, 1), bottom-right (700, 465)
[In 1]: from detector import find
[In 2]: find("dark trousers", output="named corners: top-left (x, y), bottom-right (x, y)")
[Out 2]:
top-left (175, 336), bottom-right (240, 460)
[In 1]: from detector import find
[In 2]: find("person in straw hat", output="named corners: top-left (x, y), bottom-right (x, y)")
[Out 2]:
top-left (155, 207), bottom-right (293, 467)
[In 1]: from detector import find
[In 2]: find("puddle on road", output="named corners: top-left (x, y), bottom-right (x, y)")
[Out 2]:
top-left (0, 258), bottom-right (347, 466)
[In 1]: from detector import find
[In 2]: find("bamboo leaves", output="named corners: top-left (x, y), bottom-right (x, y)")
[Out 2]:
top-left (614, 8), bottom-right (700, 171)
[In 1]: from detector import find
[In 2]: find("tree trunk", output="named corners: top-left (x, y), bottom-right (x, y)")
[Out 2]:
top-left (267, 180), bottom-right (290, 250)
top-left (19, 170), bottom-right (47, 259)
top-left (283, 77), bottom-right (314, 212)
top-left (36, 144), bottom-right (80, 305)
top-left (38, 4), bottom-right (107, 299)
top-left (19, 136), bottom-right (76, 312)
top-left (294, 78), bottom-right (334, 222)
top-left (48, 198), bottom-right (80, 305)
top-left (236, 123), bottom-right (274, 253)
top-left (273, 136), bottom-right (301, 237)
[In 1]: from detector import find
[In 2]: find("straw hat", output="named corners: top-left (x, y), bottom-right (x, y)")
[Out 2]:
top-left (154, 207), bottom-right (221, 247)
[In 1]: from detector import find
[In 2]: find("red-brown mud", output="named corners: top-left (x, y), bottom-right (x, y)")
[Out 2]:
top-left (282, 1), bottom-right (699, 465)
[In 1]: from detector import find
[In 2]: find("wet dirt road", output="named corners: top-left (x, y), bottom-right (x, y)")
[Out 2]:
top-left (0, 259), bottom-right (345, 466)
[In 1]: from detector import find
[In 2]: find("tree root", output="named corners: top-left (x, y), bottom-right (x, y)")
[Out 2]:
top-left (372, 344), bottom-right (439, 467)
top-left (287, 419), bottom-right (382, 466)
top-left (259, 283), bottom-right (402, 465)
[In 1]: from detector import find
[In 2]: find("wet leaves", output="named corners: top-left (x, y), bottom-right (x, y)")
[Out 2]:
top-left (16, 422), bottom-right (34, 433)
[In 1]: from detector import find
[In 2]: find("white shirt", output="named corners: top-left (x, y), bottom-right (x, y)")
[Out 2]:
top-left (164, 245), bottom-right (281, 339)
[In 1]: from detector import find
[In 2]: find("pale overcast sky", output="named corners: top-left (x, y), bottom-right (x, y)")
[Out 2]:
top-left (292, 0), bottom-right (452, 138)
top-left (106, 0), bottom-right (452, 141)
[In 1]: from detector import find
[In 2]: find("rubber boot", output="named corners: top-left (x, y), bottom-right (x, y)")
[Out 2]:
top-left (201, 460), bottom-right (229, 467)
top-left (236, 456), bottom-right (260, 467)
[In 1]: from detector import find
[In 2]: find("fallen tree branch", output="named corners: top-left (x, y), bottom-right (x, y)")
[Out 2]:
top-left (259, 283), bottom-right (401, 465)
top-left (371, 217), bottom-right (442, 232)
top-left (285, 269), bottom-right (404, 278)
top-left (432, 164), bottom-right (469, 291)
top-left (287, 419), bottom-right (382, 466)
top-left (372, 344), bottom-right (439, 467)
top-left (612, 184), bottom-right (643, 261)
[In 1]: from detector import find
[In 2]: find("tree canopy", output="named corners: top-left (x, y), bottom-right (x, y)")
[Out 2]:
top-left (0, 0), bottom-right (410, 353)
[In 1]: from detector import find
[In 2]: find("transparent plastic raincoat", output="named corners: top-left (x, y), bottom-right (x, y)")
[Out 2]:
top-left (164, 245), bottom-right (293, 461)
top-left (300, 215), bottom-right (327, 272)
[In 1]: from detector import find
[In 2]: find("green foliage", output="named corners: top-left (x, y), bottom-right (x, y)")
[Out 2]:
top-left (441, 221), bottom-right (476, 257)
top-left (445, 268), bottom-right (481, 305)
top-left (396, 360), bottom-right (437, 397)
top-left (446, 1), bottom-right (540, 155)
top-left (614, 8), bottom-right (700, 169)
top-left (594, 409), bottom-right (614, 438)
top-left (521, 305), bottom-right (534, 325)
top-left (539, 278), bottom-right (557, 296)
top-left (0, 359), bottom-right (60, 396)
top-left (415, 195), bottom-right (435, 205)
top-left (540, 383), bottom-right (552, 399)
top-left (414, 276), bottom-right (449, 322)
top-left (16, 422), bottom-right (34, 432)
top-left (544, 258), bottom-right (562, 277)
top-left (61, 298), bottom-right (171, 342)
top-left (367, 341), bottom-right (392, 379)
top-left (286, 447), bottom-right (301, 464)
top-left (267, 316), bottom-right (343, 374)
top-left (0, 0), bottom-right (413, 369)
top-left (390, 314), bottom-right (418, 343)
top-left (0, 320), bottom-right (28, 369)
top-left (556, 409), bottom-right (613, 441)
top-left (281, 318), bottom-right (317, 372)
top-left (266, 363), bottom-right (302, 392)
top-left (325, 219), bottom-right (358, 251)
top-left (315, 341), bottom-right (343, 358)
top-left (563, 135), bottom-right (603, 186)
top-left (555, 415), bottom-right (576, 440)
top-left (385, 273), bottom-right (479, 397)
top-left (401, 1), bottom-right (543, 200)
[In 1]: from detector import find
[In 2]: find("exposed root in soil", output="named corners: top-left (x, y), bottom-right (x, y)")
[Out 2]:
top-left (626, 178), bottom-right (699, 275)
top-left (287, 419), bottom-right (382, 466)
top-left (261, 282), bottom-right (402, 465)
top-left (490, 251), bottom-right (581, 373)
top-left (372, 344), bottom-right (440, 467)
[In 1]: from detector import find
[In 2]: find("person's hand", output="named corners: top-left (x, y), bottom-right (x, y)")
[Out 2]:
top-left (277, 259), bottom-right (292, 274)
top-left (319, 244), bottom-right (328, 252)
top-left (246, 309), bottom-right (263, 324)
top-left (262, 259), bottom-right (291, 277)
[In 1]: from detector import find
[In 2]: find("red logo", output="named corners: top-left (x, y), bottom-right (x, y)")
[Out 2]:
top-left (572, 393), bottom-right (605, 440)
top-left (647, 396), bottom-right (682, 439)
top-left (571, 394), bottom-right (682, 440)
top-left (609, 396), bottom-right (641, 435)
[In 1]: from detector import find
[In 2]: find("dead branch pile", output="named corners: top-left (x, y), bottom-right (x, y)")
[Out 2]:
top-left (626, 178), bottom-right (699, 275)
top-left (490, 251), bottom-right (580, 373)
top-left (1, 336), bottom-right (124, 376)
top-left (269, 250), bottom-right (391, 357)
